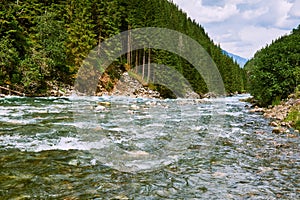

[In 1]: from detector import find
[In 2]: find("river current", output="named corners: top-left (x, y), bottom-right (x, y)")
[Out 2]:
top-left (0, 94), bottom-right (299, 199)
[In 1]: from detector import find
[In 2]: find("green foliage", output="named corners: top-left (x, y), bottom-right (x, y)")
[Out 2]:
top-left (105, 80), bottom-right (114, 92)
top-left (65, 0), bottom-right (97, 72)
top-left (272, 96), bottom-right (282, 106)
top-left (0, 36), bottom-right (19, 84)
top-left (285, 106), bottom-right (300, 131)
top-left (0, 0), bottom-right (246, 96)
top-left (245, 25), bottom-right (300, 106)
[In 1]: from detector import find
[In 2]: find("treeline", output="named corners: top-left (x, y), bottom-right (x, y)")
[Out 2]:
top-left (0, 0), bottom-right (247, 96)
top-left (245, 25), bottom-right (300, 106)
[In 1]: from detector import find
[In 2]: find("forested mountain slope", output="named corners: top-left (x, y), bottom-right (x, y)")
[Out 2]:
top-left (0, 0), bottom-right (247, 96)
top-left (245, 25), bottom-right (300, 106)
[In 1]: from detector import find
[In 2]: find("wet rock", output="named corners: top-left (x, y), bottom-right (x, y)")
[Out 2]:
top-left (125, 150), bottom-right (149, 157)
top-left (130, 104), bottom-right (140, 110)
top-left (68, 159), bottom-right (79, 166)
top-left (94, 105), bottom-right (106, 111)
top-left (254, 130), bottom-right (265, 134)
top-left (98, 102), bottom-right (111, 106)
top-left (272, 127), bottom-right (286, 134)
top-left (280, 121), bottom-right (292, 128)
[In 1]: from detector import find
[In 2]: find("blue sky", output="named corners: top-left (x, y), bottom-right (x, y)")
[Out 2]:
top-left (172, 0), bottom-right (300, 58)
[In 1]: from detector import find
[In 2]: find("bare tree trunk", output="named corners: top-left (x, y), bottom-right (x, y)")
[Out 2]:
top-left (127, 27), bottom-right (131, 70)
top-left (97, 32), bottom-right (102, 56)
top-left (147, 47), bottom-right (151, 82)
top-left (135, 50), bottom-right (138, 73)
top-left (152, 64), bottom-right (155, 83)
top-left (142, 49), bottom-right (145, 80)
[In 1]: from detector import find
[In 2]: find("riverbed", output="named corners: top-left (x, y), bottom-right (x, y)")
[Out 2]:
top-left (0, 94), bottom-right (299, 199)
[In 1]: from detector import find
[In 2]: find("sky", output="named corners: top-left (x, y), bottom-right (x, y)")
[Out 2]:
top-left (172, 0), bottom-right (300, 59)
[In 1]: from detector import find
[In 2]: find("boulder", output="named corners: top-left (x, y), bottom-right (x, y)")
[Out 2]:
top-left (270, 121), bottom-right (279, 127)
top-left (249, 106), bottom-right (265, 113)
top-left (203, 92), bottom-right (217, 99)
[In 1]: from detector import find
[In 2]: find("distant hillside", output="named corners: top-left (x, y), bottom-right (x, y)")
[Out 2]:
top-left (0, 0), bottom-right (248, 96)
top-left (222, 50), bottom-right (248, 67)
top-left (245, 24), bottom-right (300, 106)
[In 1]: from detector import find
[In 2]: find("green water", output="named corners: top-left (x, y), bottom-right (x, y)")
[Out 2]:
top-left (0, 95), bottom-right (299, 199)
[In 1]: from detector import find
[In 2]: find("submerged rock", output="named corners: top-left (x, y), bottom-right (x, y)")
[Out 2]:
top-left (124, 150), bottom-right (150, 157)
top-left (98, 102), bottom-right (111, 106)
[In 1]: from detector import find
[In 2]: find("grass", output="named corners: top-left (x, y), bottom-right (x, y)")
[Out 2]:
top-left (271, 96), bottom-right (282, 106)
top-left (285, 105), bottom-right (300, 131)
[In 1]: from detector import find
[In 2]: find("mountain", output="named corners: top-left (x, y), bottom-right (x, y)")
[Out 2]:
top-left (0, 0), bottom-right (248, 96)
top-left (244, 24), bottom-right (300, 106)
top-left (222, 50), bottom-right (248, 67)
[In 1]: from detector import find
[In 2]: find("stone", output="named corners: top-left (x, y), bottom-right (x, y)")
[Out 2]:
top-left (249, 107), bottom-right (264, 113)
top-left (130, 104), bottom-right (140, 110)
top-left (203, 92), bottom-right (217, 99)
top-left (270, 121), bottom-right (279, 127)
top-left (125, 150), bottom-right (149, 157)
top-left (98, 102), bottom-right (111, 106)
top-left (272, 127), bottom-right (285, 134)
top-left (254, 130), bottom-right (265, 134)
top-left (94, 105), bottom-right (106, 111)
top-left (263, 113), bottom-right (272, 118)
top-left (276, 113), bottom-right (285, 121)
top-left (287, 134), bottom-right (297, 138)
top-left (285, 129), bottom-right (290, 133)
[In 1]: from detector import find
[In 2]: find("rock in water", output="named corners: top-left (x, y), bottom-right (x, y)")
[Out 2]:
top-left (125, 150), bottom-right (150, 157)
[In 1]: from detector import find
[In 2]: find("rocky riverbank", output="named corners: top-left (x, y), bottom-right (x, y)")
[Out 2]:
top-left (95, 71), bottom-right (201, 99)
top-left (110, 72), bottom-right (161, 99)
top-left (0, 70), bottom-right (223, 100)
top-left (47, 81), bottom-right (74, 97)
top-left (249, 93), bottom-right (300, 134)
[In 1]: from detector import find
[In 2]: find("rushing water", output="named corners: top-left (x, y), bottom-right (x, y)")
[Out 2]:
top-left (0, 94), bottom-right (299, 199)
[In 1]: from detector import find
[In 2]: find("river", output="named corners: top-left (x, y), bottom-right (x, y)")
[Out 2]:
top-left (0, 94), bottom-right (299, 199)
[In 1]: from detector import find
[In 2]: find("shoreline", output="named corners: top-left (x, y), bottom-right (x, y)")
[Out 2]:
top-left (248, 95), bottom-right (300, 134)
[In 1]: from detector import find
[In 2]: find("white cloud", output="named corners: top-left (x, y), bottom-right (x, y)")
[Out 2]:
top-left (172, 0), bottom-right (299, 58)
top-left (238, 26), bottom-right (289, 56)
top-left (242, 7), bottom-right (269, 20)
top-left (289, 0), bottom-right (300, 17)
top-left (174, 0), bottom-right (239, 23)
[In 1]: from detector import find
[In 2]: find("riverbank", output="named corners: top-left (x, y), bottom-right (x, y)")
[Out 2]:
top-left (249, 92), bottom-right (300, 133)
top-left (0, 71), bottom-right (203, 99)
